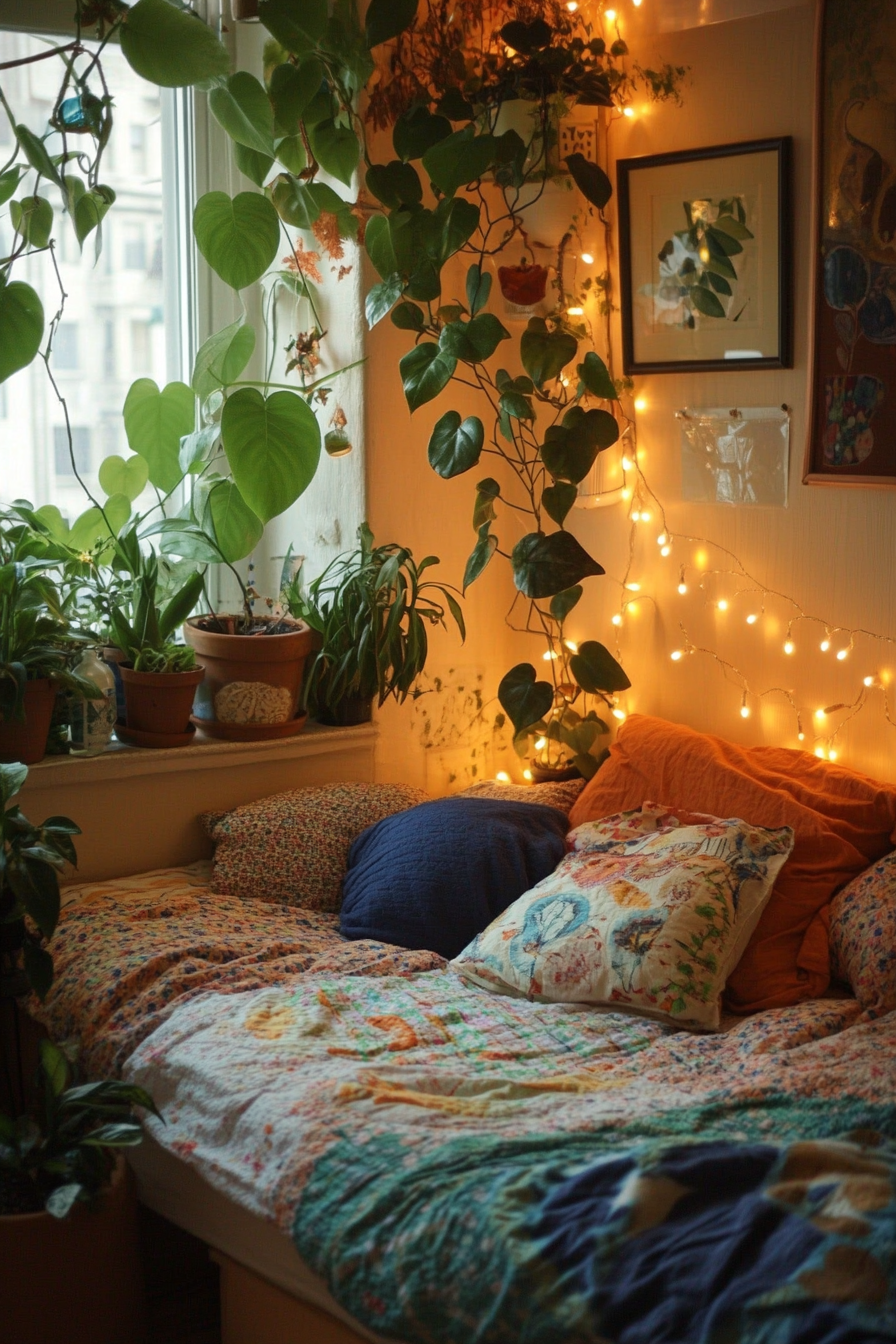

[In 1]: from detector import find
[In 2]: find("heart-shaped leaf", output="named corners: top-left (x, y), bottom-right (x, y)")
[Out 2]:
top-left (399, 342), bottom-right (456, 413)
top-left (422, 127), bottom-right (497, 197)
top-left (15, 126), bottom-right (61, 185)
top-left (466, 263), bottom-right (492, 316)
top-left (565, 153), bottom-right (612, 209)
top-left (512, 530), bottom-right (604, 598)
top-left (270, 59), bottom-right (323, 135)
top-left (391, 302), bottom-right (425, 331)
top-left (270, 175), bottom-right (342, 229)
top-left (472, 477), bottom-right (500, 530)
top-left (569, 640), bottom-right (631, 694)
top-left (439, 313), bottom-right (509, 363)
top-left (192, 319), bottom-right (256, 402)
top-left (463, 521), bottom-right (497, 591)
top-left (308, 118), bottom-right (359, 187)
top-left (521, 316), bottom-right (577, 387)
top-left (123, 378), bottom-right (194, 493)
top-left (366, 273), bottom-right (405, 328)
top-left (179, 425), bottom-right (219, 475)
top-left (542, 482), bottom-right (577, 525)
top-left (220, 388), bottom-right (320, 523)
top-left (550, 585), bottom-right (583, 622)
top-left (366, 161), bottom-right (423, 210)
top-left (10, 195), bottom-right (53, 248)
top-left (393, 106), bottom-right (452, 162)
top-left (366, 0), bottom-right (417, 46)
top-left (209, 72), bottom-right (275, 158)
top-left (98, 454), bottom-right (150, 502)
top-left (578, 350), bottom-right (617, 400)
top-left (258, 0), bottom-right (328, 51)
top-left (498, 663), bottom-right (554, 734)
top-left (428, 411), bottom-right (484, 478)
top-left (193, 191), bottom-right (280, 291)
top-left (120, 0), bottom-right (230, 86)
top-left (0, 166), bottom-right (25, 207)
top-left (202, 479), bottom-right (264, 563)
top-left (541, 408), bottom-right (619, 483)
top-left (0, 281), bottom-right (44, 384)
top-left (73, 185), bottom-right (115, 245)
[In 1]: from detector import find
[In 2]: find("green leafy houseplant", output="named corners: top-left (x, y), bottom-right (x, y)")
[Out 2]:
top-left (0, 761), bottom-right (80, 1001)
top-left (286, 524), bottom-right (465, 726)
top-left (104, 547), bottom-right (204, 676)
top-left (0, 1037), bottom-right (159, 1217)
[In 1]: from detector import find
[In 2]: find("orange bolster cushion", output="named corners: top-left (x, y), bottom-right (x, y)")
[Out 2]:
top-left (568, 715), bottom-right (896, 1012)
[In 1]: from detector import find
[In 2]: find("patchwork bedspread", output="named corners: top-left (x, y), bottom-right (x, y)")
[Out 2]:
top-left (122, 967), bottom-right (896, 1344)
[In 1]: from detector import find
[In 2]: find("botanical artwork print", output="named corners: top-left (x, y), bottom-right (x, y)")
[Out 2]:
top-left (651, 195), bottom-right (755, 330)
top-left (810, 0), bottom-right (896, 476)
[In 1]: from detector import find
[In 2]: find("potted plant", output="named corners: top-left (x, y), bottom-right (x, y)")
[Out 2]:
top-left (0, 510), bottom-right (99, 765)
top-left (0, 1037), bottom-right (158, 1344)
top-left (285, 524), bottom-right (465, 727)
top-left (107, 553), bottom-right (206, 747)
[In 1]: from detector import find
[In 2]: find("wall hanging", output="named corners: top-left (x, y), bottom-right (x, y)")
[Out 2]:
top-left (678, 406), bottom-right (790, 506)
top-left (617, 137), bottom-right (792, 373)
top-left (804, 0), bottom-right (896, 486)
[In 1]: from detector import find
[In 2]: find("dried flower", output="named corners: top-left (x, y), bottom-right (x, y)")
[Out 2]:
top-left (311, 212), bottom-right (345, 260)
top-left (285, 327), bottom-right (325, 381)
top-left (282, 239), bottom-right (323, 284)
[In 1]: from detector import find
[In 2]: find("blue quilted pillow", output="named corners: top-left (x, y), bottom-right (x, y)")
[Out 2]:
top-left (339, 797), bottom-right (569, 959)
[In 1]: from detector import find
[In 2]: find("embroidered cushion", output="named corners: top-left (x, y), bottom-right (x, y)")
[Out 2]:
top-left (203, 783), bottom-right (428, 911)
top-left (451, 803), bottom-right (795, 1031)
top-left (340, 797), bottom-right (569, 959)
top-left (458, 778), bottom-right (586, 813)
top-left (830, 850), bottom-right (896, 1013)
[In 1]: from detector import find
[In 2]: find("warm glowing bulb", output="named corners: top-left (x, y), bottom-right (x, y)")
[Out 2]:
top-left (717, 599), bottom-right (729, 612)
top-left (621, 488), bottom-right (632, 501)
top-left (622, 107), bottom-right (635, 118)
top-left (580, 252), bottom-right (594, 264)
top-left (828, 749), bottom-right (838, 761)
top-left (622, 455), bottom-right (634, 471)
top-left (634, 397), bottom-right (647, 412)
top-left (660, 545), bottom-right (671, 557)
top-left (611, 613), bottom-right (622, 626)
top-left (836, 648), bottom-right (849, 661)
top-left (604, 7), bottom-right (616, 18)
top-left (523, 769), bottom-right (534, 781)
top-left (740, 705), bottom-right (750, 719)
top-left (678, 582), bottom-right (687, 595)
top-left (542, 649), bottom-right (558, 661)
top-left (496, 771), bottom-right (511, 782)
top-left (534, 737), bottom-right (547, 751)
top-left (640, 510), bottom-right (651, 522)
top-left (631, 509), bottom-right (641, 522)
top-left (670, 649), bottom-right (684, 662)
top-left (657, 532), bottom-right (667, 546)
top-left (559, 375), bottom-right (570, 387)
top-left (815, 708), bottom-right (826, 719)
top-left (564, 639), bottom-right (578, 653)
top-left (820, 639), bottom-right (830, 652)
top-left (612, 708), bottom-right (626, 721)
top-left (864, 675), bottom-right (875, 687)
top-left (566, 1), bottom-right (578, 9)
top-left (783, 640), bottom-right (795, 655)
top-left (798, 732), bottom-right (805, 742)
top-left (625, 582), bottom-right (640, 592)
top-left (815, 747), bottom-right (827, 759)
top-left (567, 306), bottom-right (584, 316)
top-left (632, 0), bottom-right (641, 6)
top-left (746, 613), bottom-right (758, 625)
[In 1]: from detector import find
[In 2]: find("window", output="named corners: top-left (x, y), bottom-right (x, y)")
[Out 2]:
top-left (129, 123), bottom-right (147, 175)
top-left (124, 224), bottom-right (147, 272)
top-left (54, 426), bottom-right (91, 477)
top-left (131, 320), bottom-right (151, 373)
top-left (54, 323), bottom-right (79, 371)
top-left (103, 319), bottom-right (116, 379)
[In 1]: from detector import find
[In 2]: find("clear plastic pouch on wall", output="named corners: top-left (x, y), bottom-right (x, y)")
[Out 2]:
top-left (677, 406), bottom-right (790, 506)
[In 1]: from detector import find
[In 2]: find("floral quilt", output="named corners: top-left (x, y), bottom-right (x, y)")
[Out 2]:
top-left (122, 966), bottom-right (896, 1344)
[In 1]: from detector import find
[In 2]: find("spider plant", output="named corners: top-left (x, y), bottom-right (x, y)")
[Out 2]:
top-left (284, 524), bottom-right (465, 726)
top-left (106, 549), bottom-right (204, 675)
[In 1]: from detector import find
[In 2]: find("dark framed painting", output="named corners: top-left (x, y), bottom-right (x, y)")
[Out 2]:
top-left (617, 138), bottom-right (792, 375)
top-left (804, 0), bottom-right (896, 486)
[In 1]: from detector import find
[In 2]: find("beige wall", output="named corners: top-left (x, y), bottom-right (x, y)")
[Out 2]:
top-left (369, 2), bottom-right (896, 790)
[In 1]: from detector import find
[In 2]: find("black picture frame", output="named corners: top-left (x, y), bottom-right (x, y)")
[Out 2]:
top-left (617, 137), bottom-right (792, 375)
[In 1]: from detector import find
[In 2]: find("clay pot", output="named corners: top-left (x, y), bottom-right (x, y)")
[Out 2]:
top-left (0, 678), bottom-right (56, 765)
top-left (530, 760), bottom-right (582, 784)
top-left (0, 1157), bottom-right (147, 1344)
top-left (184, 615), bottom-right (313, 739)
top-left (230, 0), bottom-right (259, 17)
top-left (119, 665), bottom-right (205, 739)
top-left (315, 694), bottom-right (374, 728)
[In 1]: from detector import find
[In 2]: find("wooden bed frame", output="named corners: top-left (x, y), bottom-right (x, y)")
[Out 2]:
top-left (213, 1251), bottom-right (374, 1344)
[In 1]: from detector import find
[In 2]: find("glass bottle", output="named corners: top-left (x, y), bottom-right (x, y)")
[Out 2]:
top-left (69, 648), bottom-right (117, 756)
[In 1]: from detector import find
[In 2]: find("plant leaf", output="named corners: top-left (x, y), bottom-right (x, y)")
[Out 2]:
top-left (498, 663), bottom-right (554, 734)
top-left (366, 273), bottom-right (405, 328)
top-left (270, 59), bottom-right (323, 135)
top-left (691, 285), bottom-right (726, 319)
top-left (15, 126), bottom-right (61, 185)
top-left (390, 301), bottom-right (425, 331)
top-left (427, 411), bottom-right (484, 478)
top-left (512, 531), bottom-right (604, 598)
top-left (542, 482), bottom-right (577, 525)
top-left (258, 0), bottom-right (328, 51)
top-left (120, 0), bottom-right (230, 86)
top-left (565, 152), bottom-right (612, 209)
top-left (520, 316), bottom-right (577, 387)
top-left (0, 281), bottom-right (44, 384)
top-left (193, 191), bottom-right (280, 291)
top-left (192, 319), bottom-right (256, 402)
top-left (209, 72), bottom-right (275, 157)
top-left (98, 454), bottom-right (149, 502)
top-left (308, 118), bottom-right (359, 188)
top-left (39, 1038), bottom-right (68, 1096)
top-left (550, 585), bottom-right (583, 622)
top-left (399, 343), bottom-right (456, 413)
top-left (10, 195), bottom-right (53, 249)
top-left (472, 476), bottom-right (500, 529)
top-left (202, 479), bottom-right (264, 563)
top-left (123, 379), bottom-right (194, 493)
top-left (393, 106), bottom-right (452, 162)
top-left (439, 313), bottom-right (509, 363)
top-left (463, 522), bottom-right (497, 591)
top-left (366, 0), bottom-right (417, 46)
top-left (220, 388), bottom-right (321, 523)
top-left (466, 263), bottom-right (492, 316)
top-left (569, 639), bottom-right (632, 693)
top-left (365, 161), bottom-right (422, 210)
top-left (578, 350), bottom-right (617, 400)
top-left (22, 940), bottom-right (53, 1001)
top-left (422, 127), bottom-right (497, 197)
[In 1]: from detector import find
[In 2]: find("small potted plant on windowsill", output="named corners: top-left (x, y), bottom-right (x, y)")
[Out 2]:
top-left (107, 554), bottom-right (206, 748)
top-left (284, 523), bottom-right (465, 727)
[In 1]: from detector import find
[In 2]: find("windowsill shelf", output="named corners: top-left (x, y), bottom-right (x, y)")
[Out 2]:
top-left (24, 720), bottom-right (378, 788)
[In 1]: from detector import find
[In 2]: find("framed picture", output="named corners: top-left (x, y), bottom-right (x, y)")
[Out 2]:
top-left (803, 0), bottom-right (896, 487)
top-left (617, 138), bottom-right (792, 374)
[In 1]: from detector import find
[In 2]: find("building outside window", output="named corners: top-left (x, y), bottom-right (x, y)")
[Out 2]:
top-left (53, 426), bottom-right (91, 478)
top-left (54, 323), bottom-right (79, 371)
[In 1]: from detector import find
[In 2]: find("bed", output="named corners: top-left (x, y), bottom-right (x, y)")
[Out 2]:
top-left (31, 852), bottom-right (896, 1344)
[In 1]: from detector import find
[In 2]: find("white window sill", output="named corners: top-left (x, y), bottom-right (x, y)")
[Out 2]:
top-left (24, 721), bottom-right (378, 786)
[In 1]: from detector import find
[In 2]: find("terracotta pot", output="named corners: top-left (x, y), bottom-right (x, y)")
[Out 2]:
top-left (0, 1157), bottom-right (147, 1344)
top-left (119, 664), bottom-right (205, 739)
top-left (0, 678), bottom-right (56, 765)
top-left (530, 760), bottom-right (582, 784)
top-left (184, 615), bottom-right (313, 738)
top-left (230, 0), bottom-right (259, 17)
top-left (316, 694), bottom-right (374, 728)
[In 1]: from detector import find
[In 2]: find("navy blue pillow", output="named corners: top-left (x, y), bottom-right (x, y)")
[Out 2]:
top-left (339, 797), bottom-right (569, 959)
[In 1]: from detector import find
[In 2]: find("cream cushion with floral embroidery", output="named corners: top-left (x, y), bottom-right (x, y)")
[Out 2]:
top-left (829, 850), bottom-right (896, 1013)
top-left (203, 783), bottom-right (428, 912)
top-left (451, 803), bottom-right (795, 1031)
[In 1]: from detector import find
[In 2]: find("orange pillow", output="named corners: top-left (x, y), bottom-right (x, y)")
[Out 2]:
top-left (569, 715), bottom-right (896, 1012)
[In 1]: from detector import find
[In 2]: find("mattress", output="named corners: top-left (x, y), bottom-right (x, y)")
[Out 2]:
top-left (129, 1135), bottom-right (390, 1344)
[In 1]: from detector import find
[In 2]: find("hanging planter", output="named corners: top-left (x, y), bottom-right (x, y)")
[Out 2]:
top-left (497, 258), bottom-right (551, 318)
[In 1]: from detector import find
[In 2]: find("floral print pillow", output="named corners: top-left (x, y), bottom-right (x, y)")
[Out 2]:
top-left (451, 803), bottom-right (794, 1031)
top-left (830, 850), bottom-right (896, 1014)
top-left (203, 783), bottom-right (428, 912)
